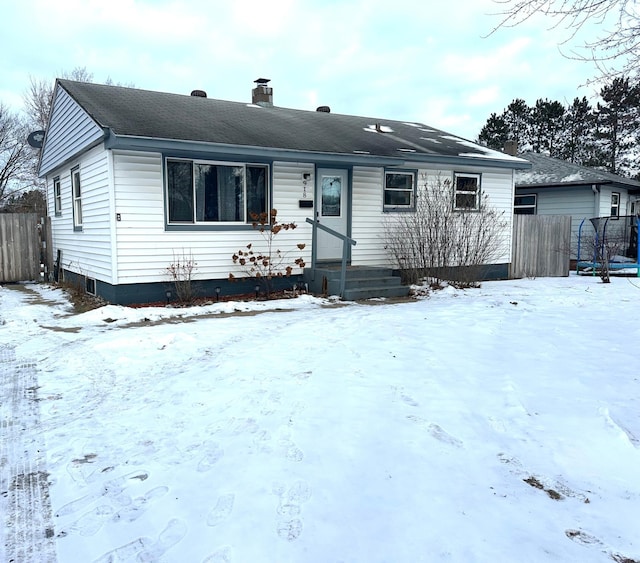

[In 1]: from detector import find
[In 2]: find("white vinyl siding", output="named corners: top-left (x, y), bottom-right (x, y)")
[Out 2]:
top-left (39, 87), bottom-right (104, 176)
top-left (113, 156), bottom-right (313, 283)
top-left (48, 145), bottom-right (113, 281)
top-left (352, 166), bottom-right (390, 266)
top-left (529, 187), bottom-right (596, 257)
top-left (352, 165), bottom-right (514, 267)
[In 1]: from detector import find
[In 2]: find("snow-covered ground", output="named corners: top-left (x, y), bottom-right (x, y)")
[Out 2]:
top-left (1, 275), bottom-right (639, 563)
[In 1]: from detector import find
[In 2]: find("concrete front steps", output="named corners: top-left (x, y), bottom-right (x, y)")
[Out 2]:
top-left (304, 265), bottom-right (409, 300)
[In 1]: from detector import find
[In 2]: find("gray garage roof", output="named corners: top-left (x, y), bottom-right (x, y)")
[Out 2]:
top-left (57, 79), bottom-right (529, 169)
top-left (516, 151), bottom-right (640, 191)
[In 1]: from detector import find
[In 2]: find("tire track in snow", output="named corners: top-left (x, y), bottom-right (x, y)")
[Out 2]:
top-left (0, 344), bottom-right (57, 562)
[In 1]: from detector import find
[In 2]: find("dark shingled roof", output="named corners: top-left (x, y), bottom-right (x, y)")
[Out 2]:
top-left (516, 151), bottom-right (640, 190)
top-left (57, 79), bottom-right (528, 166)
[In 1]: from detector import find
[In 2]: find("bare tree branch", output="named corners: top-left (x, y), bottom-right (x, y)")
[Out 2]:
top-left (489, 0), bottom-right (640, 78)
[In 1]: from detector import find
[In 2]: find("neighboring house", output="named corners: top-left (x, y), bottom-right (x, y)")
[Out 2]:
top-left (514, 152), bottom-right (640, 257)
top-left (39, 78), bottom-right (530, 305)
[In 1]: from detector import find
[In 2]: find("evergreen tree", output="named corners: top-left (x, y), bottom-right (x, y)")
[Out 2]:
top-left (502, 98), bottom-right (532, 151)
top-left (559, 97), bottom-right (595, 165)
top-left (530, 99), bottom-right (565, 157)
top-left (478, 113), bottom-right (510, 151)
top-left (595, 77), bottom-right (640, 176)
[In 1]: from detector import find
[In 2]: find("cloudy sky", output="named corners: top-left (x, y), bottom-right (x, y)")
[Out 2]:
top-left (1, 0), bottom-right (616, 140)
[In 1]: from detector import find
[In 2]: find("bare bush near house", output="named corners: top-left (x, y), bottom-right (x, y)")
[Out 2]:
top-left (384, 174), bottom-right (507, 287)
top-left (166, 250), bottom-right (198, 303)
top-left (230, 210), bottom-right (306, 298)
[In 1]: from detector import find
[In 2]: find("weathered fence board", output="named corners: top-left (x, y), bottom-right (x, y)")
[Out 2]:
top-left (0, 214), bottom-right (50, 283)
top-left (511, 215), bottom-right (572, 278)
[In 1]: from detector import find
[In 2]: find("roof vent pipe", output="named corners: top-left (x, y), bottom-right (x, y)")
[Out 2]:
top-left (316, 106), bottom-right (331, 113)
top-left (190, 90), bottom-right (207, 98)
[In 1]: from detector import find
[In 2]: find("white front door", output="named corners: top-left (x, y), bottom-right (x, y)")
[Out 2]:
top-left (316, 168), bottom-right (349, 261)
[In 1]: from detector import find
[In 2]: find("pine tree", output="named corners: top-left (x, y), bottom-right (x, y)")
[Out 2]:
top-left (560, 97), bottom-right (597, 165)
top-left (595, 77), bottom-right (640, 176)
top-left (477, 113), bottom-right (510, 151)
top-left (530, 99), bottom-right (565, 156)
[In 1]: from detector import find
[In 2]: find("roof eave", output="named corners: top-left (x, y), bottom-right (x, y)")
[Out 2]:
top-left (105, 132), bottom-right (532, 170)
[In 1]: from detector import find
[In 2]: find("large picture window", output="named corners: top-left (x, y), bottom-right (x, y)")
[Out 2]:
top-left (167, 159), bottom-right (268, 224)
top-left (71, 167), bottom-right (82, 229)
top-left (454, 173), bottom-right (480, 210)
top-left (384, 171), bottom-right (415, 210)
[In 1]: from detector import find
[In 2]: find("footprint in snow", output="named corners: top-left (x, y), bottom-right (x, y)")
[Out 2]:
top-left (112, 486), bottom-right (169, 523)
top-left (202, 545), bottom-right (233, 563)
top-left (401, 394), bottom-right (419, 407)
top-left (565, 529), bottom-right (638, 563)
top-left (58, 505), bottom-right (114, 537)
top-left (93, 536), bottom-right (153, 563)
top-left (276, 434), bottom-right (304, 462)
top-left (197, 441), bottom-right (224, 472)
top-left (406, 416), bottom-right (463, 448)
top-left (427, 423), bottom-right (463, 447)
top-left (136, 518), bottom-right (188, 562)
top-left (277, 518), bottom-right (303, 541)
top-left (207, 493), bottom-right (235, 527)
top-left (565, 529), bottom-right (603, 547)
top-left (273, 480), bottom-right (311, 541)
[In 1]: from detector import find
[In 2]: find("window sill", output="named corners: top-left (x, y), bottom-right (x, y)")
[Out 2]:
top-left (165, 223), bottom-right (263, 232)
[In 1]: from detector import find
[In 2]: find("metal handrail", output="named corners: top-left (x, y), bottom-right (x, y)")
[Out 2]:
top-left (306, 217), bottom-right (357, 297)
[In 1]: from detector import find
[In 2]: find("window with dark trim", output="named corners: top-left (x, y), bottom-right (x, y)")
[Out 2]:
top-left (71, 167), bottom-right (82, 229)
top-left (611, 192), bottom-right (620, 218)
top-left (514, 194), bottom-right (537, 215)
top-left (53, 176), bottom-right (62, 216)
top-left (85, 277), bottom-right (96, 295)
top-left (167, 159), bottom-right (269, 223)
top-left (454, 173), bottom-right (480, 210)
top-left (384, 171), bottom-right (415, 210)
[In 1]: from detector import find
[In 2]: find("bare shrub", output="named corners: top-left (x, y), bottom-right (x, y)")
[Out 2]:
top-left (166, 250), bottom-right (198, 303)
top-left (384, 173), bottom-right (507, 287)
top-left (230, 209), bottom-right (306, 298)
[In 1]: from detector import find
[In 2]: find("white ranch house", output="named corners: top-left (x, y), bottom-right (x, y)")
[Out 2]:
top-left (39, 79), bottom-right (530, 305)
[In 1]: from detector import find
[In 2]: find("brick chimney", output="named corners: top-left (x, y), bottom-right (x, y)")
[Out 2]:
top-left (252, 78), bottom-right (273, 107)
top-left (503, 140), bottom-right (518, 156)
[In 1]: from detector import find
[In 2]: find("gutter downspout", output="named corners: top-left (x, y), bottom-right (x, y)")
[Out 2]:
top-left (592, 184), bottom-right (600, 216)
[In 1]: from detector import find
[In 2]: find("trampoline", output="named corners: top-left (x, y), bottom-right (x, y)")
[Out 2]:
top-left (577, 215), bottom-right (640, 277)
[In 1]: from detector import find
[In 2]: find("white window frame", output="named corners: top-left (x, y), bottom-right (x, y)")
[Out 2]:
top-left (514, 193), bottom-right (537, 215)
top-left (71, 167), bottom-right (82, 230)
top-left (453, 172), bottom-right (481, 211)
top-left (611, 192), bottom-right (620, 218)
top-left (383, 170), bottom-right (416, 211)
top-left (166, 158), bottom-right (270, 225)
top-left (53, 176), bottom-right (62, 216)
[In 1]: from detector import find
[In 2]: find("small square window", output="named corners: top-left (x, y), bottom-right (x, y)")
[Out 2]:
top-left (85, 277), bottom-right (96, 295)
top-left (454, 173), bottom-right (480, 210)
top-left (514, 194), bottom-right (537, 215)
top-left (384, 171), bottom-right (415, 210)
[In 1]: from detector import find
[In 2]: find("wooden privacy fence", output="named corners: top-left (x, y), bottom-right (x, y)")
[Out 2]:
top-left (0, 214), bottom-right (52, 283)
top-left (511, 215), bottom-right (572, 278)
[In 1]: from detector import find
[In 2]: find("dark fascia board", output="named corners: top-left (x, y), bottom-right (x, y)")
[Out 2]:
top-left (39, 135), bottom-right (106, 178)
top-left (516, 181), bottom-right (611, 190)
top-left (104, 131), bottom-right (532, 170)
